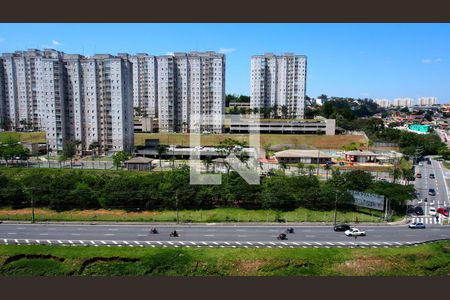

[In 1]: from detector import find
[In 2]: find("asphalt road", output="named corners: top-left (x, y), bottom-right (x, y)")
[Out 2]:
top-left (0, 223), bottom-right (448, 248)
top-left (413, 156), bottom-right (449, 224)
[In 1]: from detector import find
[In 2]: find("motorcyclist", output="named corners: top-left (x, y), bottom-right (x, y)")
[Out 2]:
top-left (286, 227), bottom-right (294, 233)
top-left (171, 230), bottom-right (178, 237)
top-left (278, 233), bottom-right (287, 240)
top-left (150, 227), bottom-right (158, 234)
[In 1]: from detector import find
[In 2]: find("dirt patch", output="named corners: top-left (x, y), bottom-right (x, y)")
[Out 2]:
top-left (78, 257), bottom-right (139, 274)
top-left (2, 254), bottom-right (65, 266)
top-left (333, 257), bottom-right (394, 275)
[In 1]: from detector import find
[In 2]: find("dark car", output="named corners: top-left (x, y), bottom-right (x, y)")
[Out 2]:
top-left (416, 173), bottom-right (422, 178)
top-left (427, 160), bottom-right (432, 165)
top-left (415, 206), bottom-right (424, 215)
top-left (428, 188), bottom-right (436, 196)
top-left (429, 173), bottom-right (435, 179)
top-left (333, 224), bottom-right (351, 232)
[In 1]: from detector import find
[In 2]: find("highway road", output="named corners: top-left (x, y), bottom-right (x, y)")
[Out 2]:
top-left (413, 156), bottom-right (450, 224)
top-left (0, 223), bottom-right (448, 248)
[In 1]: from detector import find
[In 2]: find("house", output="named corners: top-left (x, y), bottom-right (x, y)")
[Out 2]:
top-left (274, 149), bottom-right (331, 164)
top-left (124, 157), bottom-right (153, 171)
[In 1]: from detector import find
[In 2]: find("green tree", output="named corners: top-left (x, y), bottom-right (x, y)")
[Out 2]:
top-left (156, 144), bottom-right (169, 170)
top-left (307, 164), bottom-right (316, 176)
top-left (203, 156), bottom-right (213, 173)
top-left (59, 139), bottom-right (79, 168)
top-left (112, 151), bottom-right (130, 169)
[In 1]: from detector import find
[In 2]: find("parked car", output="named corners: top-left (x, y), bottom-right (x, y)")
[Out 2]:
top-left (428, 188), bottom-right (436, 196)
top-left (416, 173), bottom-right (422, 178)
top-left (333, 224), bottom-right (351, 232)
top-left (437, 207), bottom-right (449, 217)
top-left (344, 228), bottom-right (366, 237)
top-left (429, 207), bottom-right (437, 216)
top-left (415, 206), bottom-right (424, 215)
top-left (418, 162), bottom-right (423, 166)
top-left (429, 173), bottom-right (435, 179)
top-left (408, 222), bottom-right (426, 229)
top-left (427, 160), bottom-right (432, 165)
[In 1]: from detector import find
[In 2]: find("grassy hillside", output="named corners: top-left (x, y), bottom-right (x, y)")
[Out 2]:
top-left (0, 241), bottom-right (448, 276)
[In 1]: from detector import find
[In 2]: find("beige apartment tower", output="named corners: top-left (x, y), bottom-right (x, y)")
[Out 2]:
top-left (250, 53), bottom-right (307, 119)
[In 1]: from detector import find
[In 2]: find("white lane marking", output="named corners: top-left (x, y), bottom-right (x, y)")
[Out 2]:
top-left (203, 234), bottom-right (215, 237)
top-left (104, 234), bottom-right (115, 236)
top-left (68, 240), bottom-right (73, 244)
top-left (123, 241), bottom-right (129, 245)
top-left (157, 241), bottom-right (163, 245)
top-left (280, 242), bottom-right (288, 245)
top-left (3, 239), bottom-right (7, 243)
top-left (383, 242), bottom-right (392, 245)
top-left (315, 242), bottom-right (322, 245)
top-left (224, 242), bottom-right (230, 245)
top-left (39, 233), bottom-right (48, 236)
top-left (235, 242), bottom-right (242, 245)
top-left (304, 242), bottom-right (311, 246)
top-left (90, 241), bottom-right (96, 245)
top-left (101, 241), bottom-right (106, 245)
top-left (71, 233), bottom-right (80, 236)
top-left (108, 228), bottom-right (119, 231)
top-left (269, 242), bottom-right (276, 245)
top-left (36, 240), bottom-right (40, 244)
top-left (337, 242), bottom-right (345, 245)
top-left (47, 240), bottom-right (51, 244)
top-left (134, 241), bottom-right (140, 245)
top-left (201, 242), bottom-right (208, 245)
top-left (394, 242), bottom-right (402, 245)
top-left (16, 227), bottom-right (25, 230)
top-left (371, 242), bottom-right (381, 245)
top-left (168, 241), bottom-right (174, 245)
top-left (14, 239), bottom-right (18, 243)
top-left (179, 241), bottom-right (185, 245)
top-left (57, 240), bottom-right (62, 244)
top-left (246, 242), bottom-right (252, 245)
top-left (112, 241), bottom-right (118, 245)
top-left (326, 242), bottom-right (334, 245)
top-left (213, 242), bottom-right (219, 245)
top-left (7, 233), bottom-right (16, 235)
top-left (80, 241), bottom-right (85, 244)
top-left (292, 242), bottom-right (300, 246)
top-left (236, 229), bottom-right (247, 232)
top-left (206, 229), bottom-right (216, 232)
top-left (25, 240), bottom-right (29, 243)
top-left (145, 241), bottom-right (151, 245)
top-left (237, 235), bottom-right (248, 238)
top-left (190, 242), bottom-right (196, 245)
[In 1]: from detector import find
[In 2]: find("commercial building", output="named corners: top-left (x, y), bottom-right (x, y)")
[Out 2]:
top-left (157, 51), bottom-right (225, 133)
top-left (374, 99), bottom-right (390, 108)
top-left (250, 53), bottom-right (307, 119)
top-left (344, 150), bottom-right (377, 163)
top-left (274, 149), bottom-right (331, 164)
top-left (229, 117), bottom-right (335, 135)
top-left (393, 98), bottom-right (413, 107)
top-left (417, 97), bottom-right (437, 106)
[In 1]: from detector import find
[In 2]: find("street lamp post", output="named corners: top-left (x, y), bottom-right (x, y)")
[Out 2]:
top-left (334, 191), bottom-right (340, 226)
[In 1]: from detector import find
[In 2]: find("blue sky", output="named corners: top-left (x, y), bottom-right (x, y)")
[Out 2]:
top-left (1, 23), bottom-right (449, 102)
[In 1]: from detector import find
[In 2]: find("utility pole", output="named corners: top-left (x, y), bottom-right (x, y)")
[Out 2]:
top-left (334, 191), bottom-right (339, 226)
top-left (30, 190), bottom-right (35, 224)
top-left (175, 191), bottom-right (179, 224)
top-left (384, 197), bottom-right (389, 221)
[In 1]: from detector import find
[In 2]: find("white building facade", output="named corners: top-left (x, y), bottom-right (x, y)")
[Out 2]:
top-left (417, 97), bottom-right (437, 106)
top-left (374, 99), bottom-right (391, 108)
top-left (393, 98), bottom-right (414, 107)
top-left (250, 53), bottom-right (307, 119)
top-left (157, 51), bottom-right (225, 133)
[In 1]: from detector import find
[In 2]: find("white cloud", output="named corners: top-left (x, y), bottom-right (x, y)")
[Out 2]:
top-left (422, 58), bottom-right (442, 64)
top-left (219, 48), bottom-right (236, 53)
top-left (52, 40), bottom-right (62, 46)
top-left (166, 51), bottom-right (174, 55)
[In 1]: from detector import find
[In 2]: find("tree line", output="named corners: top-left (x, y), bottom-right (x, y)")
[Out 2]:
top-left (0, 167), bottom-right (415, 214)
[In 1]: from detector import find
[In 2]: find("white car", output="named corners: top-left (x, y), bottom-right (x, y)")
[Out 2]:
top-left (418, 162), bottom-right (423, 166)
top-left (344, 228), bottom-right (366, 237)
top-left (429, 207), bottom-right (437, 216)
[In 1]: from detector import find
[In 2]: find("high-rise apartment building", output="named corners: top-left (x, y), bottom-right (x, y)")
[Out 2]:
top-left (157, 51), bottom-right (225, 133)
top-left (129, 53), bottom-right (158, 117)
top-left (0, 49), bottom-right (134, 154)
top-left (418, 97), bottom-right (437, 106)
top-left (374, 99), bottom-right (390, 108)
top-left (250, 53), bottom-right (307, 119)
top-left (393, 98), bottom-right (413, 107)
top-left (0, 57), bottom-right (4, 128)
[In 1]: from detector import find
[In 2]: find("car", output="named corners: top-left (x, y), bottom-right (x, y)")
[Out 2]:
top-left (333, 224), bottom-right (351, 232)
top-left (415, 206), bottom-right (424, 215)
top-left (429, 173), bottom-right (435, 179)
top-left (344, 228), bottom-right (366, 237)
top-left (418, 162), bottom-right (423, 166)
top-left (428, 188), bottom-right (436, 196)
top-left (416, 173), bottom-right (422, 178)
top-left (437, 207), bottom-right (449, 217)
top-left (429, 207), bottom-right (437, 216)
top-left (408, 222), bottom-right (426, 229)
top-left (427, 160), bottom-right (432, 165)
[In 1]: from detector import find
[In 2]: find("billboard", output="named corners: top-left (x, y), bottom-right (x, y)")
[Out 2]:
top-left (348, 190), bottom-right (385, 211)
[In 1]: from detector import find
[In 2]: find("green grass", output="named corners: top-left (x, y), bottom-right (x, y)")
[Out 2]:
top-left (135, 133), bottom-right (367, 149)
top-left (0, 132), bottom-right (46, 143)
top-left (0, 241), bottom-right (448, 276)
top-left (0, 207), bottom-right (399, 223)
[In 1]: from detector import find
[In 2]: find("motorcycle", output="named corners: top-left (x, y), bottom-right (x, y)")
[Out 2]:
top-left (277, 233), bottom-right (288, 240)
top-left (149, 228), bottom-right (158, 234)
top-left (286, 227), bottom-right (294, 234)
top-left (170, 231), bottom-right (179, 237)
